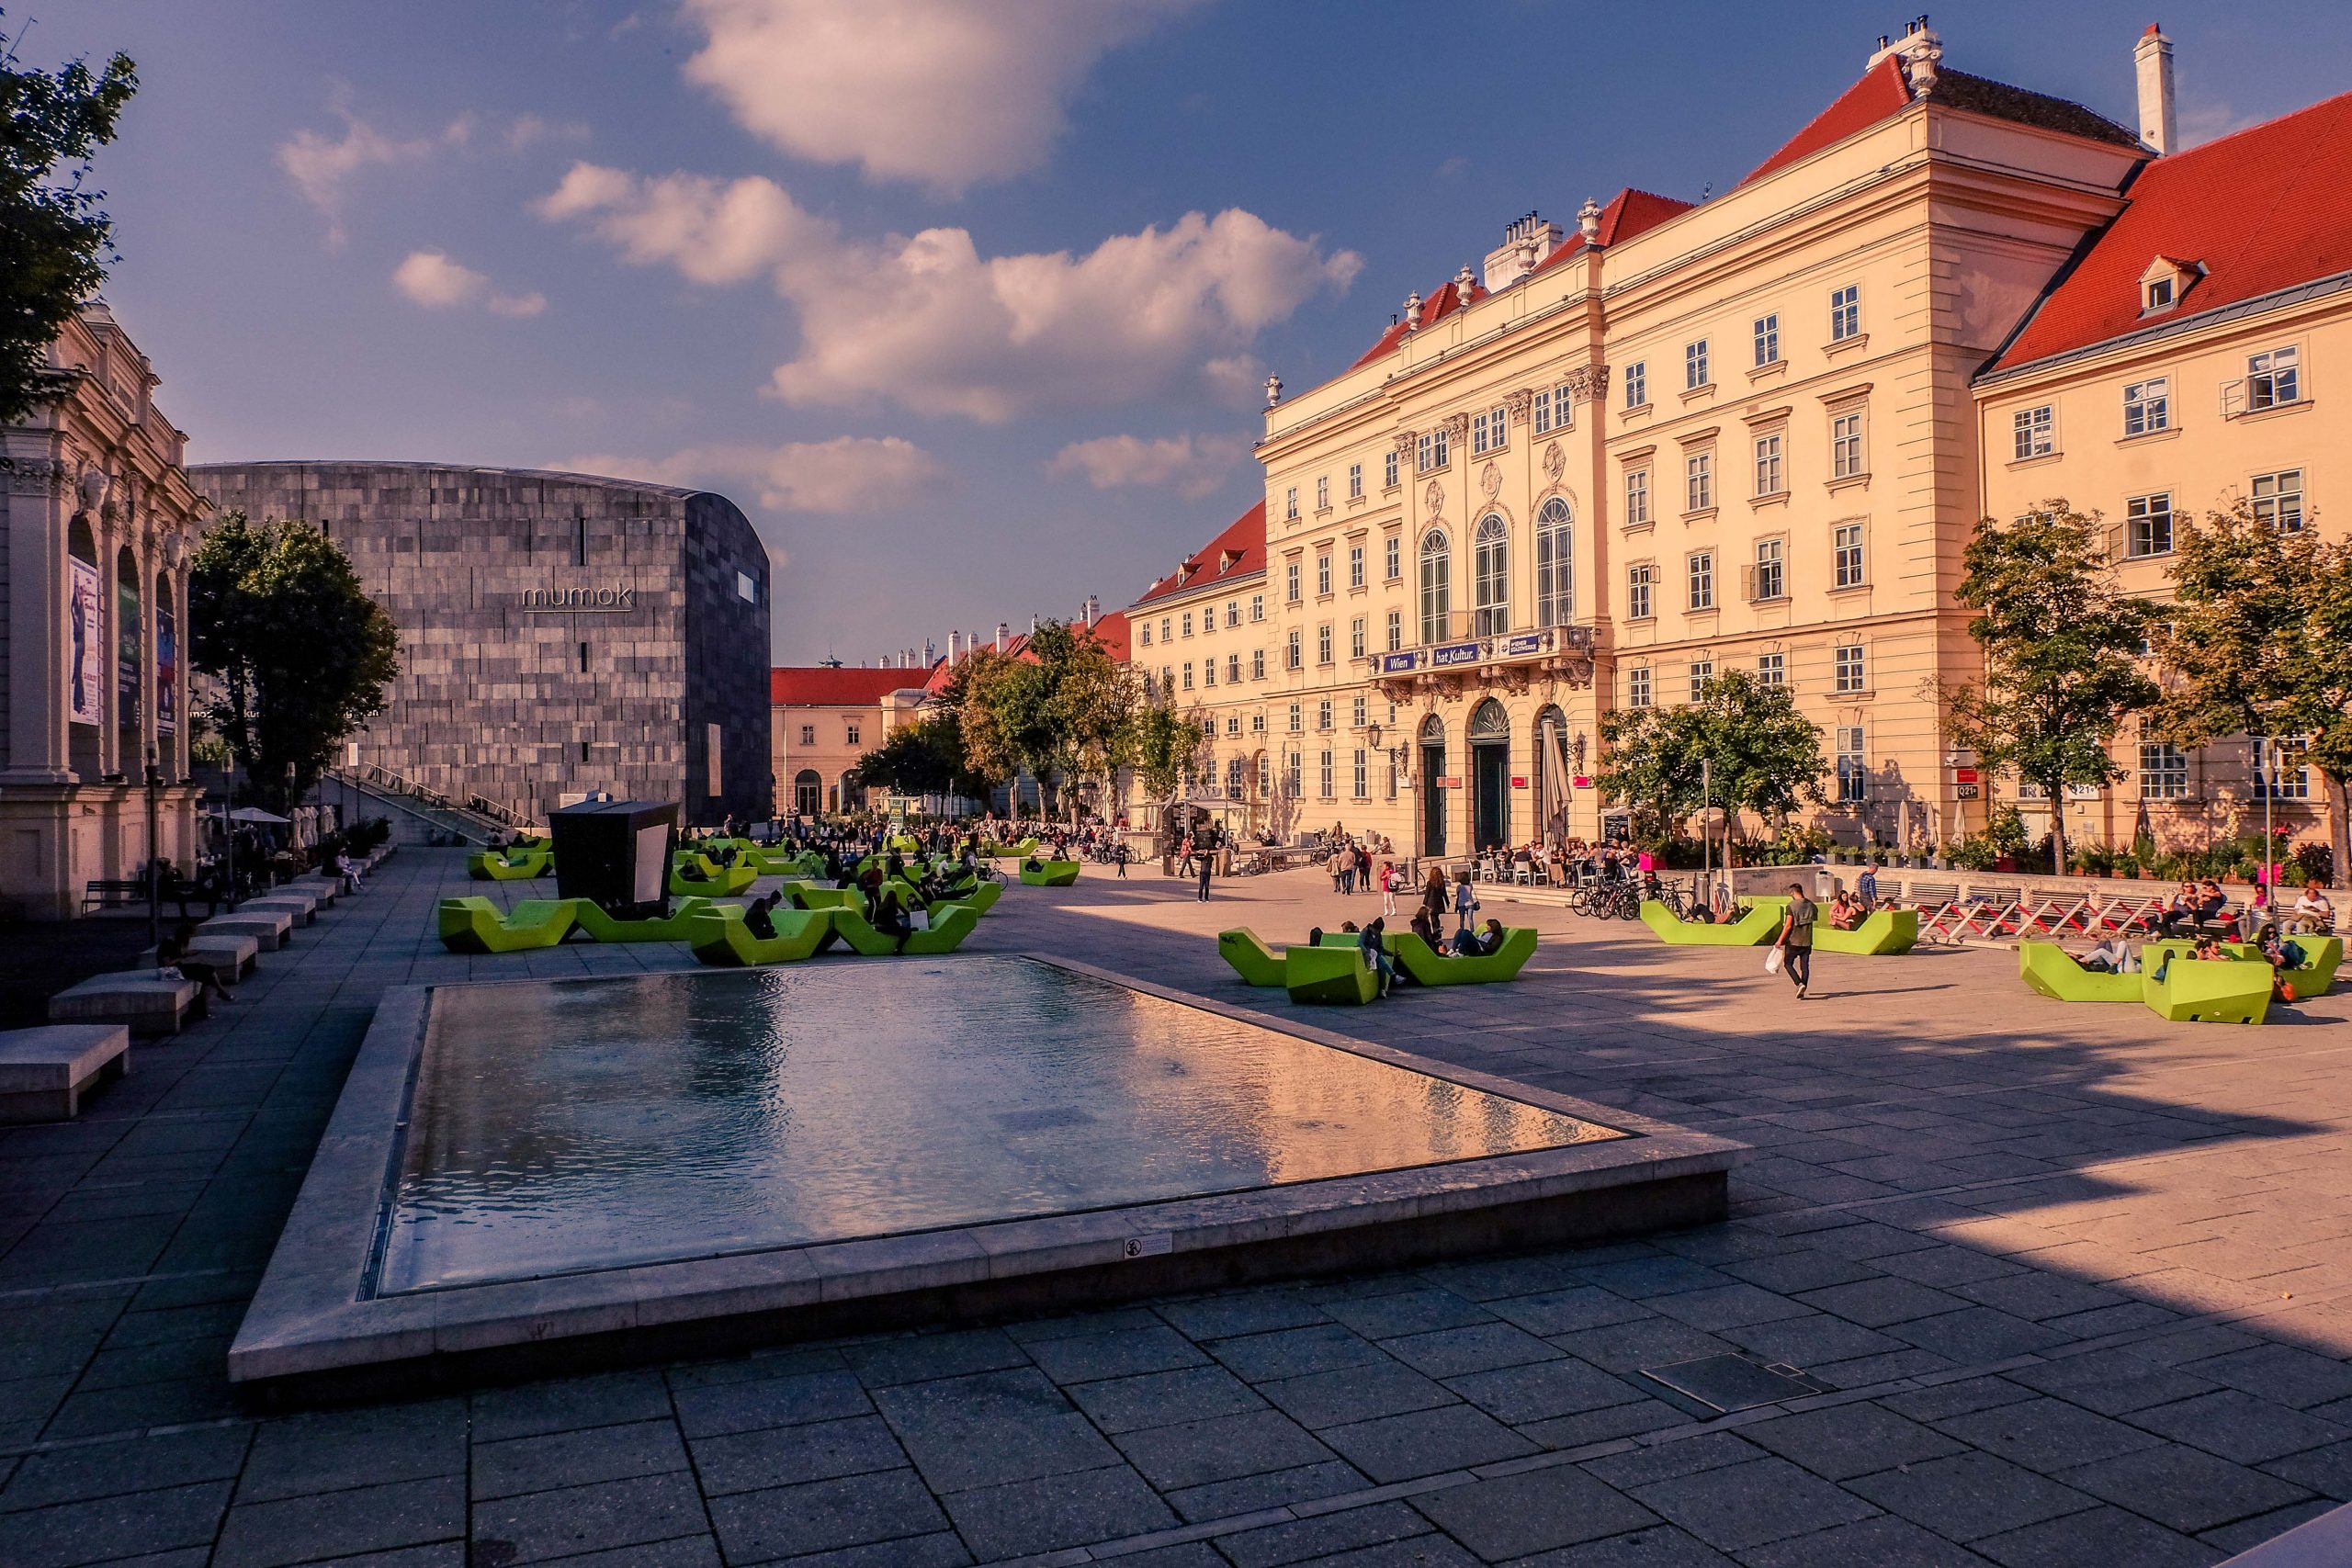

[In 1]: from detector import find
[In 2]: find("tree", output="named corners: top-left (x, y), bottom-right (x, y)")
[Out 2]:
top-left (1129, 693), bottom-right (1203, 804)
top-left (1595, 671), bottom-right (1827, 852)
top-left (0, 17), bottom-right (137, 424)
top-left (1939, 502), bottom-right (2158, 874)
top-left (189, 513), bottom-right (400, 812)
top-left (854, 712), bottom-right (982, 802)
top-left (956, 620), bottom-right (1136, 819)
top-left (2154, 499), bottom-right (2352, 878)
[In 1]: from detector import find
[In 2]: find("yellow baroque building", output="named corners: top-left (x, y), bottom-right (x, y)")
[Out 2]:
top-left (1133, 23), bottom-right (2350, 863)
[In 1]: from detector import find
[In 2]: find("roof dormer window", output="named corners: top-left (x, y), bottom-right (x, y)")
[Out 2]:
top-left (2145, 277), bottom-right (2173, 310)
top-left (2138, 255), bottom-right (2199, 317)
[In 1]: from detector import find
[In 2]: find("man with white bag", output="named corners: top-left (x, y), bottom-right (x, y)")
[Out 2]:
top-left (1774, 881), bottom-right (1817, 999)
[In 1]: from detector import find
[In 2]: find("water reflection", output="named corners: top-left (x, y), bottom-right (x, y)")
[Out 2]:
top-left (382, 958), bottom-right (1622, 1292)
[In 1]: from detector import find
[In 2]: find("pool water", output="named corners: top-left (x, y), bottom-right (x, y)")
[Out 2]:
top-left (378, 957), bottom-right (1623, 1293)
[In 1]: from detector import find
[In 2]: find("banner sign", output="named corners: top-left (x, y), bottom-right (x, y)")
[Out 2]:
top-left (1378, 650), bottom-right (1422, 673)
top-left (1500, 632), bottom-right (1548, 659)
top-left (156, 606), bottom-right (177, 733)
top-left (118, 578), bottom-right (141, 726)
top-left (1431, 640), bottom-right (1480, 668)
top-left (67, 557), bottom-right (102, 726)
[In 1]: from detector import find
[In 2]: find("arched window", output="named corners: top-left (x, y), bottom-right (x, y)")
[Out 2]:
top-left (1470, 698), bottom-right (1510, 739)
top-left (1534, 497), bottom-right (1574, 626)
top-left (115, 547), bottom-right (140, 736)
top-left (793, 768), bottom-right (821, 816)
top-left (1473, 513), bottom-right (1509, 636)
top-left (1419, 713), bottom-right (1446, 745)
top-left (1418, 529), bottom-right (1452, 645)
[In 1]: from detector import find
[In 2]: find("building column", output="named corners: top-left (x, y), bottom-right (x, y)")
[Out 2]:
top-left (1, 443), bottom-right (74, 783)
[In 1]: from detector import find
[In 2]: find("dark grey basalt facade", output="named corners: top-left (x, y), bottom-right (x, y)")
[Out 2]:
top-left (189, 462), bottom-right (772, 825)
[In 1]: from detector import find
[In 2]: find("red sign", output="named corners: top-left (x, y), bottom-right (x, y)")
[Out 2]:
top-left (1570, 775), bottom-right (1591, 789)
top-left (1510, 776), bottom-right (1528, 788)
top-left (1440, 776), bottom-right (1461, 788)
top-left (1954, 766), bottom-right (1979, 784)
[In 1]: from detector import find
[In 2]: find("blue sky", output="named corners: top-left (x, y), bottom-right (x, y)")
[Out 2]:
top-left (28, 1), bottom-right (2349, 663)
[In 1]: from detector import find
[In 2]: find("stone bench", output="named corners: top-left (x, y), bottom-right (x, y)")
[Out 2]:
top-left (49, 971), bottom-right (203, 1038)
top-left (243, 892), bottom-right (317, 927)
top-left (141, 931), bottom-right (261, 979)
top-left (289, 878), bottom-right (339, 908)
top-left (0, 1025), bottom-right (130, 1122)
top-left (202, 909), bottom-right (292, 950)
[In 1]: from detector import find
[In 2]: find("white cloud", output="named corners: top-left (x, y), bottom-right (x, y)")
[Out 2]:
top-left (678, 0), bottom-right (1198, 195)
top-left (559, 436), bottom-right (943, 514)
top-left (391, 250), bottom-right (547, 317)
top-left (504, 113), bottom-right (590, 152)
top-left (1047, 433), bottom-right (1250, 500)
top-left (537, 162), bottom-right (1361, 421)
top-left (277, 108), bottom-right (446, 245)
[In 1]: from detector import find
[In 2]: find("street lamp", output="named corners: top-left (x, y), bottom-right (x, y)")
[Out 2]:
top-left (144, 746), bottom-right (163, 953)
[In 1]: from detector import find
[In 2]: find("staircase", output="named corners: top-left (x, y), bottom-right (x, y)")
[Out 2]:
top-left (319, 764), bottom-right (534, 847)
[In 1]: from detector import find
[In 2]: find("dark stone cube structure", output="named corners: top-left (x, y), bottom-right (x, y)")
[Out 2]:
top-left (189, 462), bottom-right (771, 825)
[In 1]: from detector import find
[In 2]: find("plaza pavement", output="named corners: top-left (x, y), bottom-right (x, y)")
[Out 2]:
top-left (3, 846), bottom-right (2350, 1567)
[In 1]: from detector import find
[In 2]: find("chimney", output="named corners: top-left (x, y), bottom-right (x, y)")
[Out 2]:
top-left (996, 622), bottom-right (1010, 652)
top-left (1483, 211), bottom-right (1564, 292)
top-left (924, 637), bottom-right (936, 665)
top-left (1081, 594), bottom-right (1100, 626)
top-left (947, 630), bottom-right (962, 660)
top-left (2136, 23), bottom-right (2176, 153)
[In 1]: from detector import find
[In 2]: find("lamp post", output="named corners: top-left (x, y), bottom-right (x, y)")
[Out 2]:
top-left (144, 746), bottom-right (163, 953)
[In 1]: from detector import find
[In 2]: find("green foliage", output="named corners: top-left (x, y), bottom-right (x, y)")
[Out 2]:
top-left (0, 16), bottom-right (137, 424)
top-left (1129, 692), bottom-right (1202, 802)
top-left (1595, 670), bottom-right (1827, 840)
top-left (188, 513), bottom-right (400, 813)
top-left (2293, 840), bottom-right (2334, 887)
top-left (954, 620), bottom-right (1136, 816)
top-left (1940, 502), bottom-right (2158, 874)
top-left (853, 713), bottom-right (981, 801)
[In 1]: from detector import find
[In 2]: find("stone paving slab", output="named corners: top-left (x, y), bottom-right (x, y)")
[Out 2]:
top-left (3, 851), bottom-right (2350, 1564)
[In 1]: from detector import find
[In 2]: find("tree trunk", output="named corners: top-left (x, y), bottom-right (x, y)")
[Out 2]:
top-left (2327, 769), bottom-right (2350, 890)
top-left (2047, 786), bottom-right (2069, 875)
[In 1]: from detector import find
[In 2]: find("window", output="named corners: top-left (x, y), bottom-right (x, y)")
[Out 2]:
top-left (1625, 468), bottom-right (1651, 526)
top-left (1159, 617), bottom-right (1170, 641)
top-left (736, 570), bottom-right (758, 604)
top-left (1351, 694), bottom-right (1367, 728)
top-left (2145, 276), bottom-right (2174, 311)
top-left (1250, 593), bottom-right (1264, 621)
top-left (1417, 426), bottom-right (1451, 470)
top-left (2247, 346), bottom-right (2300, 410)
top-left (2252, 469), bottom-right (2304, 532)
top-left (1472, 405), bottom-right (1506, 455)
top-left (1285, 486), bottom-right (1298, 519)
top-left (2013, 405), bottom-right (2054, 460)
top-left (1689, 659), bottom-right (1714, 703)
top-left (1419, 529), bottom-right (1452, 644)
top-left (2126, 492), bottom-right (2174, 558)
top-left (2139, 742), bottom-right (2188, 799)
top-left (1350, 616), bottom-right (1366, 659)
top-left (1227, 653), bottom-right (1241, 682)
top-left (1384, 448), bottom-right (1399, 488)
top-left (1285, 630), bottom-right (1302, 670)
top-left (1348, 462), bottom-right (1363, 500)
top-left (1139, 623), bottom-right (1152, 648)
top-left (1385, 609), bottom-right (1403, 651)
top-left (1758, 651), bottom-right (1786, 686)
top-left (1285, 750), bottom-right (1302, 795)
top-left (1352, 749), bottom-right (1368, 798)
top-left (845, 720), bottom-right (862, 746)
top-left (1318, 750), bottom-right (1334, 798)
top-left (1687, 550), bottom-right (1714, 611)
top-left (1685, 339), bottom-right (1710, 389)
top-left (1753, 433), bottom-right (1784, 496)
top-left (1627, 666), bottom-right (1652, 708)
top-left (1533, 386), bottom-right (1555, 434)
top-left (1685, 452), bottom-right (1713, 512)
top-left (1624, 361), bottom-right (1647, 408)
top-left (1472, 513), bottom-right (1510, 635)
top-left (1347, 543), bottom-right (1364, 589)
top-left (1317, 699), bottom-right (1332, 730)
top-left (1829, 285), bottom-right (1860, 342)
top-left (1753, 313), bottom-right (1780, 367)
top-left (2255, 736), bottom-right (2311, 801)
top-left (1252, 712), bottom-right (1265, 734)
top-left (1181, 611), bottom-right (1193, 637)
top-left (1288, 703), bottom-right (1302, 733)
top-left (1534, 497), bottom-right (1574, 626)
top-left (1626, 563), bottom-right (1655, 621)
top-left (1752, 537), bottom-right (1785, 601)
top-left (2123, 377), bottom-right (2170, 436)
top-left (1160, 667), bottom-right (1172, 694)
top-left (1316, 552), bottom-right (1331, 595)
top-left (1227, 757), bottom-right (1246, 795)
top-left (798, 724), bottom-right (816, 747)
top-left (1251, 648), bottom-right (1265, 680)
top-left (1181, 662), bottom-right (1193, 691)
top-left (1227, 600), bottom-right (1240, 627)
top-left (1316, 475), bottom-right (1329, 510)
top-left (1201, 657), bottom-right (1215, 687)
top-left (1834, 522), bottom-right (1865, 589)
top-left (1226, 716), bottom-right (1240, 736)
top-left (1285, 561), bottom-right (1301, 603)
top-left (1832, 410), bottom-right (1865, 477)
top-left (1836, 726), bottom-right (1867, 802)
top-left (1384, 535), bottom-right (1401, 581)
top-left (1834, 643), bottom-right (1866, 693)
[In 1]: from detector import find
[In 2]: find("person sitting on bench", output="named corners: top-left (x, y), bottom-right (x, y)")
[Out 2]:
top-left (744, 892), bottom-right (783, 941)
top-left (1453, 918), bottom-right (1506, 957)
top-left (873, 886), bottom-right (916, 953)
top-left (158, 919), bottom-right (234, 1004)
top-left (1361, 916), bottom-right (1395, 997)
top-left (2080, 935), bottom-right (2136, 974)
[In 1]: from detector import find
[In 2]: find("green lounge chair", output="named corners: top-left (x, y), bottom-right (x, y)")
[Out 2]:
top-left (567, 897), bottom-right (718, 943)
top-left (2277, 934), bottom-right (2343, 996)
top-left (435, 896), bottom-right (575, 953)
top-left (957, 881), bottom-right (1002, 916)
top-left (1019, 860), bottom-right (1080, 887)
top-left (782, 883), bottom-right (865, 912)
top-left (1638, 896), bottom-right (1786, 946)
top-left (1390, 927), bottom-right (1539, 985)
top-left (2143, 954), bottom-right (2270, 1024)
top-left (1284, 943), bottom-right (1379, 1004)
top-left (1812, 908), bottom-right (1920, 955)
top-left (2018, 940), bottom-right (2143, 1003)
top-left (685, 906), bottom-right (836, 966)
top-left (1218, 929), bottom-right (1286, 987)
top-left (830, 902), bottom-right (981, 956)
top-left (670, 860), bottom-right (758, 897)
top-left (467, 847), bottom-right (551, 881)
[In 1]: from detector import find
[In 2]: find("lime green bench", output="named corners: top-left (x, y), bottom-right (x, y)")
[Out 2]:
top-left (686, 906), bottom-right (836, 966)
top-left (1812, 908), bottom-right (1920, 955)
top-left (830, 902), bottom-right (981, 956)
top-left (1284, 943), bottom-right (1379, 1004)
top-left (1390, 927), bottom-right (1538, 985)
top-left (1639, 897), bottom-right (1786, 946)
top-left (783, 883), bottom-right (865, 912)
top-left (2143, 954), bottom-right (2270, 1024)
top-left (467, 847), bottom-right (550, 881)
top-left (2145, 935), bottom-right (2340, 997)
top-left (2018, 941), bottom-right (2143, 1003)
top-left (1218, 929), bottom-right (1286, 987)
top-left (567, 897), bottom-right (718, 943)
top-left (1019, 860), bottom-right (1080, 887)
top-left (436, 896), bottom-right (574, 953)
top-left (670, 858), bottom-right (758, 897)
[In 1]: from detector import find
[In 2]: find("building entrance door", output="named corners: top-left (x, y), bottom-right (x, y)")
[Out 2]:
top-left (1469, 699), bottom-right (1510, 852)
top-left (1419, 716), bottom-right (1447, 859)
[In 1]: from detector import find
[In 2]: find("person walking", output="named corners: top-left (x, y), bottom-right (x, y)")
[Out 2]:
top-left (1378, 862), bottom-right (1397, 918)
top-left (1196, 830), bottom-right (1215, 901)
top-left (1453, 868), bottom-right (1478, 940)
top-left (1775, 880), bottom-right (1817, 998)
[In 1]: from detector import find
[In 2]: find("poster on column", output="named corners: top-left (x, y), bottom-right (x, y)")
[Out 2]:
top-left (68, 557), bottom-right (102, 726)
top-left (157, 606), bottom-right (177, 733)
top-left (119, 578), bottom-right (141, 726)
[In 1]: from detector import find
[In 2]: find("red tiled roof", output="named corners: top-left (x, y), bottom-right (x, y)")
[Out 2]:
top-left (1084, 609), bottom-right (1132, 664)
top-left (1349, 277), bottom-right (1487, 370)
top-left (1740, 56), bottom-right (1913, 188)
top-left (770, 666), bottom-right (930, 706)
top-left (1990, 90), bottom-right (2352, 370)
top-left (1133, 502), bottom-right (1267, 609)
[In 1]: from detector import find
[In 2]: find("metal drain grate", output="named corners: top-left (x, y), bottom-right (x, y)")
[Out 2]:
top-left (1638, 1354), bottom-right (1827, 1413)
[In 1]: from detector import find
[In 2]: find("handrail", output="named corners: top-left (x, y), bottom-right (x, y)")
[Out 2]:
top-left (327, 763), bottom-right (538, 834)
